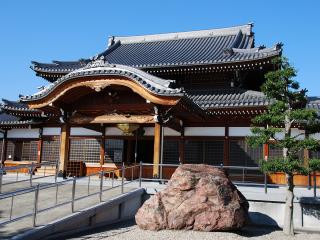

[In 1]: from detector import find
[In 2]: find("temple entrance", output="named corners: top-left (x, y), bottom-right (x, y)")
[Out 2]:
top-left (137, 139), bottom-right (154, 164)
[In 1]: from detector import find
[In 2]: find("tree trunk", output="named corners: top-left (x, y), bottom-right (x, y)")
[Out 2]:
top-left (283, 173), bottom-right (294, 235)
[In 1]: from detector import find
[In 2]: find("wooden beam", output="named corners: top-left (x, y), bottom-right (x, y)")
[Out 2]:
top-left (164, 117), bottom-right (183, 134)
top-left (58, 124), bottom-right (70, 178)
top-left (153, 123), bottom-right (162, 178)
top-left (70, 114), bottom-right (155, 124)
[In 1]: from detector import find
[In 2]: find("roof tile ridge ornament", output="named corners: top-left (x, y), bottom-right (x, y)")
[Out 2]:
top-left (84, 56), bottom-right (115, 70)
top-left (113, 24), bottom-right (253, 44)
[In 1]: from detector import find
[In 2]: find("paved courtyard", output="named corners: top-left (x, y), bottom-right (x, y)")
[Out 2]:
top-left (66, 219), bottom-right (320, 240)
top-left (0, 173), bottom-right (319, 239)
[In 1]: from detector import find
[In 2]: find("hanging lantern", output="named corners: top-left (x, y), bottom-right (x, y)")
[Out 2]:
top-left (116, 123), bottom-right (139, 136)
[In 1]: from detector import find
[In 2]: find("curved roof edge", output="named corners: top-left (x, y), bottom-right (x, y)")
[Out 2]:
top-left (22, 60), bottom-right (184, 102)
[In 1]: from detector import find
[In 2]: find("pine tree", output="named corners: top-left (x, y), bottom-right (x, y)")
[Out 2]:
top-left (247, 56), bottom-right (320, 235)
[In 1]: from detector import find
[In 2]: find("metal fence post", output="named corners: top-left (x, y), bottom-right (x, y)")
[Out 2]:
top-left (55, 162), bottom-right (59, 183)
top-left (87, 175), bottom-right (91, 195)
top-left (121, 162), bottom-right (125, 194)
top-left (55, 183), bottom-right (59, 205)
top-left (242, 167), bottom-right (245, 183)
top-left (99, 171), bottom-right (103, 202)
top-left (32, 184), bottom-right (40, 227)
top-left (0, 170), bottom-right (3, 193)
top-left (112, 171), bottom-right (114, 188)
top-left (29, 162), bottom-right (34, 187)
top-left (264, 173), bottom-right (268, 194)
top-left (71, 177), bottom-right (76, 212)
top-left (314, 171), bottom-right (317, 198)
top-left (139, 161), bottom-right (142, 188)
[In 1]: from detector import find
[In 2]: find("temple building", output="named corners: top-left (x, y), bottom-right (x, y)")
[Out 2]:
top-left (1, 24), bottom-right (319, 184)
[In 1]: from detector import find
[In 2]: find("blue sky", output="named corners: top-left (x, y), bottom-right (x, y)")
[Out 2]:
top-left (1, 0), bottom-right (319, 100)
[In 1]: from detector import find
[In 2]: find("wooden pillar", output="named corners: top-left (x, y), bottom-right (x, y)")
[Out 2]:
top-left (263, 143), bottom-right (269, 161)
top-left (100, 125), bottom-right (105, 166)
top-left (223, 126), bottom-right (229, 166)
top-left (58, 124), bottom-right (70, 178)
top-left (37, 128), bottom-right (43, 163)
top-left (179, 137), bottom-right (185, 164)
top-left (1, 130), bottom-right (7, 165)
top-left (153, 123), bottom-right (162, 178)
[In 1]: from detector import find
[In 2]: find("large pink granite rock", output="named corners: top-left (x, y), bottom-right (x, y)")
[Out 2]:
top-left (135, 164), bottom-right (249, 231)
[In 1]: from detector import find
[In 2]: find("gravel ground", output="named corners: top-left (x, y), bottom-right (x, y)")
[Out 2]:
top-left (66, 220), bottom-right (320, 240)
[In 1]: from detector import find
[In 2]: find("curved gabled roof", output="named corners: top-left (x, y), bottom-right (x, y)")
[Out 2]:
top-left (23, 60), bottom-right (183, 102)
top-left (31, 24), bottom-right (281, 82)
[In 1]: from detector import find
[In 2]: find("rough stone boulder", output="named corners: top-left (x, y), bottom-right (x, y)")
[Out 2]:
top-left (135, 164), bottom-right (249, 231)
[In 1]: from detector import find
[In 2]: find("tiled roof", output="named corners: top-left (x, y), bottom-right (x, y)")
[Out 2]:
top-left (0, 99), bottom-right (43, 116)
top-left (31, 24), bottom-right (281, 81)
top-left (307, 97), bottom-right (320, 114)
top-left (185, 88), bottom-right (269, 109)
top-left (0, 112), bottom-right (19, 123)
top-left (22, 61), bottom-right (183, 102)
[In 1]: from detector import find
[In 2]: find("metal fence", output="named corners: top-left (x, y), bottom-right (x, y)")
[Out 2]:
top-left (0, 163), bottom-right (138, 228)
top-left (0, 161), bottom-right (59, 193)
top-left (0, 162), bottom-right (318, 229)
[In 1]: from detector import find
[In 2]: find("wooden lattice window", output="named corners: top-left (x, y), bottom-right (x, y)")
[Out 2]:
top-left (6, 140), bottom-right (15, 160)
top-left (310, 150), bottom-right (320, 159)
top-left (21, 141), bottom-right (38, 162)
top-left (229, 139), bottom-right (262, 167)
top-left (184, 140), bottom-right (224, 165)
top-left (69, 139), bottom-right (100, 163)
top-left (105, 139), bottom-right (124, 163)
top-left (163, 140), bottom-right (179, 164)
top-left (269, 144), bottom-right (303, 160)
top-left (42, 139), bottom-right (60, 163)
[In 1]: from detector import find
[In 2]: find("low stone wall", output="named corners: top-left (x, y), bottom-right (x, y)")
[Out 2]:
top-left (13, 188), bottom-right (145, 240)
top-left (249, 197), bottom-right (320, 232)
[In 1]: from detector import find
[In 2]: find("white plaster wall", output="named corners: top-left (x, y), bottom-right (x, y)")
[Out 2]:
top-left (164, 127), bottom-right (180, 136)
top-left (105, 127), bottom-right (123, 136)
top-left (7, 128), bottom-right (40, 138)
top-left (291, 128), bottom-right (305, 140)
top-left (274, 129), bottom-right (305, 140)
top-left (274, 131), bottom-right (285, 140)
top-left (143, 127), bottom-right (154, 136)
top-left (229, 127), bottom-right (252, 137)
top-left (71, 127), bottom-right (102, 136)
top-left (184, 127), bottom-right (225, 136)
top-left (143, 127), bottom-right (181, 136)
top-left (310, 133), bottom-right (320, 140)
top-left (43, 127), bottom-right (61, 136)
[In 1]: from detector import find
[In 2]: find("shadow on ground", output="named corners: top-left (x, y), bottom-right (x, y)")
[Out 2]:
top-left (52, 214), bottom-right (281, 240)
top-left (48, 219), bottom-right (136, 240)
